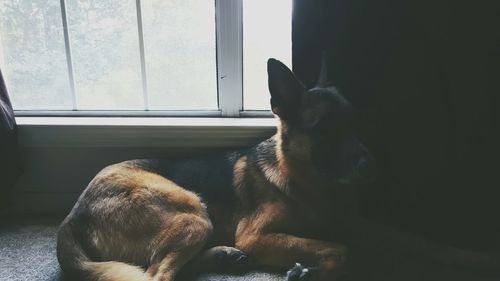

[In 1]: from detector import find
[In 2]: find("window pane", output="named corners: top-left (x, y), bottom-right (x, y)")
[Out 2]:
top-left (243, 0), bottom-right (292, 110)
top-left (0, 1), bottom-right (72, 110)
top-left (66, 0), bottom-right (143, 110)
top-left (141, 0), bottom-right (217, 110)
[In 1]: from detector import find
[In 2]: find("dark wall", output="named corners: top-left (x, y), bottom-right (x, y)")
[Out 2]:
top-left (293, 0), bottom-right (499, 249)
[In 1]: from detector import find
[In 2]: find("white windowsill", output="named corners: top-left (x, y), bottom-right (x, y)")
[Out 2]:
top-left (16, 116), bottom-right (277, 127)
top-left (16, 117), bottom-right (278, 148)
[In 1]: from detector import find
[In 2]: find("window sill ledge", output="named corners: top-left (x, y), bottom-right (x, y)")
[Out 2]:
top-left (16, 117), bottom-right (277, 148)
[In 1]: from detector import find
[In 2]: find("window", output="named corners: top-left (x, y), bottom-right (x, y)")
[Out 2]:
top-left (243, 0), bottom-right (292, 110)
top-left (0, 0), bottom-right (292, 117)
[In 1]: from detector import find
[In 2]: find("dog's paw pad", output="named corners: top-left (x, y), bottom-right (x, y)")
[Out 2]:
top-left (286, 263), bottom-right (316, 281)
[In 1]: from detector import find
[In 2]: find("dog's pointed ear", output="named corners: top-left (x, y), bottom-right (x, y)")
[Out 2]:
top-left (267, 58), bottom-right (304, 119)
top-left (315, 53), bottom-right (329, 87)
top-left (315, 51), bottom-right (336, 88)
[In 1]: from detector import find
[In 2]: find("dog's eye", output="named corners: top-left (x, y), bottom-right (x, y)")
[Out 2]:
top-left (315, 118), bottom-right (329, 130)
top-left (310, 116), bottom-right (333, 133)
top-left (311, 113), bottom-right (354, 139)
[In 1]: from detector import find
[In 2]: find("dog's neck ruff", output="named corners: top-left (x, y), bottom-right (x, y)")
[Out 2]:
top-left (261, 160), bottom-right (290, 194)
top-left (256, 134), bottom-right (290, 195)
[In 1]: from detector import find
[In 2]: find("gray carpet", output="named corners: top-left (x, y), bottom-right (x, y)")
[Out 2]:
top-left (0, 221), bottom-right (61, 281)
top-left (1, 219), bottom-right (499, 281)
top-left (0, 219), bottom-right (284, 281)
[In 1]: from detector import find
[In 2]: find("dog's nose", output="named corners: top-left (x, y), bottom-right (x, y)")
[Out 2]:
top-left (356, 158), bottom-right (376, 181)
top-left (357, 159), bottom-right (369, 175)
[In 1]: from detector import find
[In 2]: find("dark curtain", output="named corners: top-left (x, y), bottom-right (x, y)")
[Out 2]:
top-left (0, 70), bottom-right (22, 207)
top-left (293, 0), bottom-right (499, 250)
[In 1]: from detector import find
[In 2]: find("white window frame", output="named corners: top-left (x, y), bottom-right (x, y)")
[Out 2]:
top-left (10, 0), bottom-right (275, 118)
top-left (7, 1), bottom-right (284, 211)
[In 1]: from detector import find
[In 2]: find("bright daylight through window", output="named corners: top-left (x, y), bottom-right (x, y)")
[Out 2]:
top-left (0, 0), bottom-right (291, 115)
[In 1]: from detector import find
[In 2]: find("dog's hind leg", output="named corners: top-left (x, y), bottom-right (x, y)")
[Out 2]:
top-left (146, 213), bottom-right (213, 281)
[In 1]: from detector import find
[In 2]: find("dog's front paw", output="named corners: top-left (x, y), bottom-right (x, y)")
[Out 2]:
top-left (286, 263), bottom-right (319, 281)
top-left (213, 246), bottom-right (249, 266)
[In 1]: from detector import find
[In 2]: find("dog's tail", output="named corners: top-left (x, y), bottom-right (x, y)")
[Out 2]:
top-left (57, 222), bottom-right (152, 281)
top-left (79, 261), bottom-right (152, 281)
top-left (350, 219), bottom-right (500, 274)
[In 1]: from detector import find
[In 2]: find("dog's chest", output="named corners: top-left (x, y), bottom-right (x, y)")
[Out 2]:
top-left (293, 186), bottom-right (360, 226)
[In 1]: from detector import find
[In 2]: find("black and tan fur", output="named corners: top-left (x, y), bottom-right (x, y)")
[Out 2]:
top-left (57, 59), bottom-right (500, 281)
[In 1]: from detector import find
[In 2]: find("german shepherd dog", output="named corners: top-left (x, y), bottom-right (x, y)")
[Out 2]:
top-left (57, 59), bottom-right (499, 281)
